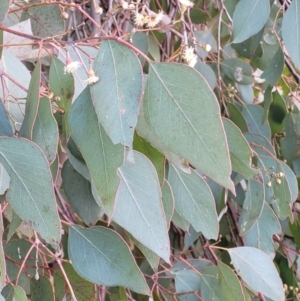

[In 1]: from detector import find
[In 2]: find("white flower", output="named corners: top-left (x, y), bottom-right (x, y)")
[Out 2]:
top-left (253, 68), bottom-right (265, 83)
top-left (179, 0), bottom-right (194, 8)
top-left (64, 61), bottom-right (81, 74)
top-left (134, 12), bottom-right (148, 27)
top-left (205, 44), bottom-right (211, 52)
top-left (147, 10), bottom-right (164, 28)
top-left (182, 46), bottom-right (197, 67)
top-left (86, 69), bottom-right (99, 85)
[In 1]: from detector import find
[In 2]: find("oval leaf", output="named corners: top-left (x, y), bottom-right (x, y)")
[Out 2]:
top-left (228, 247), bottom-right (284, 301)
top-left (143, 62), bottom-right (234, 191)
top-left (90, 40), bottom-right (143, 147)
top-left (69, 87), bottom-right (124, 216)
top-left (223, 118), bottom-right (254, 179)
top-left (282, 0), bottom-right (300, 69)
top-left (32, 97), bottom-right (59, 163)
top-left (218, 261), bottom-right (245, 301)
top-left (0, 137), bottom-right (61, 245)
top-left (168, 164), bottom-right (219, 239)
top-left (112, 151), bottom-right (170, 262)
top-left (68, 225), bottom-right (150, 295)
top-left (232, 0), bottom-right (270, 44)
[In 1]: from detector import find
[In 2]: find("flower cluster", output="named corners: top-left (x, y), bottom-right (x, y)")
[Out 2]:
top-left (64, 61), bottom-right (81, 74)
top-left (266, 171), bottom-right (285, 187)
top-left (134, 10), bottom-right (164, 28)
top-left (182, 46), bottom-right (197, 68)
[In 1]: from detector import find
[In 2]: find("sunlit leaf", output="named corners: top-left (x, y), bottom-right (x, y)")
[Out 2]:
top-left (228, 247), bottom-right (284, 301)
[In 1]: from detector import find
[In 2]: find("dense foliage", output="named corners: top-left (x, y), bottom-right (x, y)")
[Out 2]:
top-left (0, 0), bottom-right (300, 300)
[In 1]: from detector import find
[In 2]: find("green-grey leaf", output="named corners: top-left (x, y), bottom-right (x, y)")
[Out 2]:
top-left (69, 87), bottom-right (124, 216)
top-left (261, 48), bottom-right (284, 86)
top-left (19, 61), bottom-right (41, 140)
top-left (223, 118), bottom-right (254, 179)
top-left (172, 208), bottom-right (190, 231)
top-left (243, 202), bottom-right (281, 258)
top-left (132, 32), bottom-right (148, 66)
top-left (239, 178), bottom-right (264, 235)
top-left (0, 137), bottom-right (61, 245)
top-left (90, 40), bottom-right (143, 147)
top-left (112, 151), bottom-right (170, 262)
top-left (194, 61), bottom-right (216, 90)
top-left (168, 165), bottom-right (218, 239)
top-left (280, 114), bottom-right (298, 164)
top-left (53, 262), bottom-right (95, 301)
top-left (232, 0), bottom-right (270, 44)
top-left (128, 233), bottom-right (159, 271)
top-left (161, 179), bottom-right (175, 230)
top-left (136, 99), bottom-right (190, 173)
top-left (2, 284), bottom-right (27, 301)
top-left (227, 103), bottom-right (248, 133)
top-left (144, 62), bottom-right (234, 191)
top-left (258, 155), bottom-right (292, 220)
top-left (22, 4), bottom-right (65, 38)
top-left (62, 160), bottom-right (103, 225)
top-left (242, 105), bottom-right (271, 141)
top-left (221, 58), bottom-right (253, 85)
top-left (30, 276), bottom-right (54, 301)
top-left (133, 133), bottom-right (165, 184)
top-left (0, 100), bottom-right (13, 136)
top-left (282, 0), bottom-right (300, 68)
top-left (49, 57), bottom-right (75, 140)
top-left (280, 160), bottom-right (298, 204)
top-left (228, 247), bottom-right (284, 301)
top-left (262, 87), bottom-right (273, 124)
top-left (199, 266), bottom-right (224, 301)
top-left (32, 97), bottom-right (58, 163)
top-left (0, 0), bottom-right (11, 24)
top-left (68, 225), bottom-right (150, 295)
top-left (218, 261), bottom-right (245, 301)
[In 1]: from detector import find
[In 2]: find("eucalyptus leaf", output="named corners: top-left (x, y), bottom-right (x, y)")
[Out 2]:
top-left (144, 62), bottom-right (234, 191)
top-left (243, 202), bottom-right (281, 258)
top-left (223, 118), bottom-right (254, 179)
top-left (90, 40), bottom-right (143, 148)
top-left (0, 137), bottom-right (61, 245)
top-left (112, 151), bottom-right (170, 262)
top-left (228, 247), bottom-right (284, 301)
top-left (68, 225), bottom-right (150, 295)
top-left (168, 164), bottom-right (218, 239)
top-left (232, 0), bottom-right (270, 44)
top-left (282, 0), bottom-right (300, 68)
top-left (0, 0), bottom-right (11, 24)
top-left (69, 87), bottom-right (124, 216)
